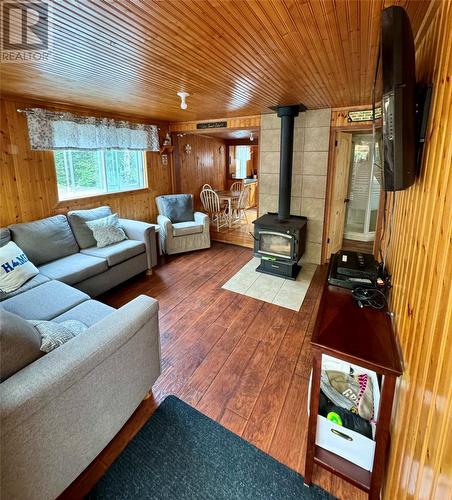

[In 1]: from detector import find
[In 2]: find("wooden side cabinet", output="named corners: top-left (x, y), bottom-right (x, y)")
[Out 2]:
top-left (304, 278), bottom-right (403, 499)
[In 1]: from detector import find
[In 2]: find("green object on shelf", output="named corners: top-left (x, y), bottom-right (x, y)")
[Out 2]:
top-left (327, 411), bottom-right (343, 426)
top-left (261, 256), bottom-right (277, 261)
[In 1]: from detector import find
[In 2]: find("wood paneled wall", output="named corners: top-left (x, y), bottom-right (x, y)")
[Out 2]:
top-left (169, 116), bottom-right (261, 133)
top-left (172, 133), bottom-right (227, 209)
top-left (384, 2), bottom-right (451, 499)
top-left (331, 104), bottom-right (382, 130)
top-left (0, 97), bottom-right (172, 227)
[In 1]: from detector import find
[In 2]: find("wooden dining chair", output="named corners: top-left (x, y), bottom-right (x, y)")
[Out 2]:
top-left (230, 181), bottom-right (244, 193)
top-left (200, 189), bottom-right (228, 231)
top-left (202, 183), bottom-right (213, 190)
top-left (232, 186), bottom-right (250, 224)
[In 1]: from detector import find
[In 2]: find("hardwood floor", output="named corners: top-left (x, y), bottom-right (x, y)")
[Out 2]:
top-left (60, 242), bottom-right (366, 500)
top-left (210, 208), bottom-right (257, 248)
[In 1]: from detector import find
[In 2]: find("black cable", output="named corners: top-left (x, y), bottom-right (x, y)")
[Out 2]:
top-left (352, 287), bottom-right (387, 310)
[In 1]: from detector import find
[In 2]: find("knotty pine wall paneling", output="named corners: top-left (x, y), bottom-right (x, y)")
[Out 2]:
top-left (0, 97), bottom-right (172, 227)
top-left (172, 133), bottom-right (227, 209)
top-left (383, 2), bottom-right (452, 499)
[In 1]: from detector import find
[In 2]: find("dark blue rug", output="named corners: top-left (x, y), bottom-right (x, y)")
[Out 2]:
top-left (87, 396), bottom-right (333, 499)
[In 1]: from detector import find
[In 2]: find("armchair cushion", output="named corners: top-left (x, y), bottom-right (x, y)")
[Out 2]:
top-left (157, 194), bottom-right (194, 223)
top-left (172, 221), bottom-right (204, 237)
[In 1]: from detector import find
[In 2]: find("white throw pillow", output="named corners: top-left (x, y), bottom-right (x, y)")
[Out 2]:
top-left (86, 213), bottom-right (127, 248)
top-left (0, 241), bottom-right (39, 294)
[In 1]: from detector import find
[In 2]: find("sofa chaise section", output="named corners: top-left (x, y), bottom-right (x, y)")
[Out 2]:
top-left (1, 295), bottom-right (161, 500)
top-left (0, 280), bottom-right (90, 321)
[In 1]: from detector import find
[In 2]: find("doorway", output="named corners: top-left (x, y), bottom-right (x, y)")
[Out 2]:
top-left (344, 133), bottom-right (382, 245)
top-left (192, 128), bottom-right (259, 248)
top-left (325, 130), bottom-right (382, 258)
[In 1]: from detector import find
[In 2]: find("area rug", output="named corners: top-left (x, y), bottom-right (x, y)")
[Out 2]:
top-left (222, 257), bottom-right (317, 311)
top-left (87, 396), bottom-right (333, 500)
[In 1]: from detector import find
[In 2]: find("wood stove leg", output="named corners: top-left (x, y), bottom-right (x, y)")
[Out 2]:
top-left (304, 350), bottom-right (322, 485)
top-left (369, 374), bottom-right (397, 499)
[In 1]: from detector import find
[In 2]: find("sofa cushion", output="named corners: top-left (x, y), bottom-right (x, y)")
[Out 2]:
top-left (53, 299), bottom-right (115, 327)
top-left (0, 280), bottom-right (89, 320)
top-left (0, 241), bottom-right (39, 293)
top-left (0, 227), bottom-right (11, 247)
top-left (172, 221), bottom-right (204, 237)
top-left (158, 194), bottom-right (194, 223)
top-left (86, 214), bottom-right (127, 248)
top-left (0, 310), bottom-right (44, 381)
top-left (81, 239), bottom-right (145, 267)
top-left (0, 273), bottom-right (50, 302)
top-left (29, 319), bottom-right (88, 353)
top-left (38, 253), bottom-right (108, 285)
top-left (8, 215), bottom-right (79, 266)
top-left (67, 206), bottom-right (112, 249)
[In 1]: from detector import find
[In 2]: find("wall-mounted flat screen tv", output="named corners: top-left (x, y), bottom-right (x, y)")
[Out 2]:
top-left (381, 6), bottom-right (416, 191)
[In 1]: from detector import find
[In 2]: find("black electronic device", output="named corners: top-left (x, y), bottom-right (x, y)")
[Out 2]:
top-left (328, 251), bottom-right (378, 290)
top-left (381, 6), bottom-right (416, 191)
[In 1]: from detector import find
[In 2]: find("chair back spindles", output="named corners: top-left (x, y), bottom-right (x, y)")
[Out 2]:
top-left (200, 189), bottom-right (220, 215)
top-left (237, 187), bottom-right (249, 209)
top-left (230, 181), bottom-right (244, 193)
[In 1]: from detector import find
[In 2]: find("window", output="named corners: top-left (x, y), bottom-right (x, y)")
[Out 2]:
top-left (54, 150), bottom-right (146, 200)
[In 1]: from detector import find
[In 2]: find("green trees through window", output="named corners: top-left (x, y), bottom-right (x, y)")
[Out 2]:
top-left (54, 150), bottom-right (146, 200)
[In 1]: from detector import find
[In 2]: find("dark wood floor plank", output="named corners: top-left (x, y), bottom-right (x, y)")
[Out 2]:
top-left (268, 373), bottom-right (310, 472)
top-left (226, 306), bottom-right (294, 419)
top-left (195, 335), bottom-right (260, 421)
top-left (219, 408), bottom-right (248, 436)
top-left (178, 296), bottom-right (264, 405)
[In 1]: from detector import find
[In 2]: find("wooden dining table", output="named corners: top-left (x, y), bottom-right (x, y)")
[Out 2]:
top-left (216, 190), bottom-right (241, 227)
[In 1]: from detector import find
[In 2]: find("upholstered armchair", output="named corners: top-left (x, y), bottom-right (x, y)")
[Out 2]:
top-left (156, 194), bottom-right (210, 255)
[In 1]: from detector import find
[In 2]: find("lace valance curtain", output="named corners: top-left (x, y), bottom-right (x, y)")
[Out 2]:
top-left (23, 108), bottom-right (160, 151)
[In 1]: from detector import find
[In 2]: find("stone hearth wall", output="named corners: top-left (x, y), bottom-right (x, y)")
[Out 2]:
top-left (259, 109), bottom-right (331, 264)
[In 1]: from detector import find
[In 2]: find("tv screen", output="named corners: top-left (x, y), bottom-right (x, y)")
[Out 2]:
top-left (381, 6), bottom-right (416, 191)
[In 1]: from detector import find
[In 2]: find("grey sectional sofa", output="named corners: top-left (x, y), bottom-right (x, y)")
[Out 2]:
top-left (1, 208), bottom-right (157, 299)
top-left (0, 210), bottom-right (162, 499)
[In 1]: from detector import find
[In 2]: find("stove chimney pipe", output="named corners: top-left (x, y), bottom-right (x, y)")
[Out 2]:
top-left (275, 104), bottom-right (306, 221)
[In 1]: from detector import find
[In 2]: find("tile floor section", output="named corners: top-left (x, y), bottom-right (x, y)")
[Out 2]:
top-left (222, 257), bottom-right (317, 311)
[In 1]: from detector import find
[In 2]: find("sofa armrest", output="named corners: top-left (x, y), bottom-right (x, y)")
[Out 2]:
top-left (194, 211), bottom-right (210, 232)
top-left (119, 218), bottom-right (157, 268)
top-left (0, 295), bottom-right (160, 435)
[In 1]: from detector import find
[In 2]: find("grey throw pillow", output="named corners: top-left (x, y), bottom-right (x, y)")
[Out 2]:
top-left (86, 213), bottom-right (127, 248)
top-left (67, 206), bottom-right (113, 249)
top-left (29, 319), bottom-right (88, 353)
top-left (0, 310), bottom-right (43, 382)
top-left (159, 195), bottom-right (194, 223)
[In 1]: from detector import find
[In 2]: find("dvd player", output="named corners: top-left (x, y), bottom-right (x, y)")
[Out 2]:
top-left (328, 251), bottom-right (378, 290)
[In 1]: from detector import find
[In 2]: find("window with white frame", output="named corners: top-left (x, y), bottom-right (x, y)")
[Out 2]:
top-left (53, 149), bottom-right (146, 200)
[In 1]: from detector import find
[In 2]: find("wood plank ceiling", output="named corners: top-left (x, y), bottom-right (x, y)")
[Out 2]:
top-left (0, 0), bottom-right (430, 121)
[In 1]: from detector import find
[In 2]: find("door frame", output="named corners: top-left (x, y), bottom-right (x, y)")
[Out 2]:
top-left (321, 126), bottom-right (383, 263)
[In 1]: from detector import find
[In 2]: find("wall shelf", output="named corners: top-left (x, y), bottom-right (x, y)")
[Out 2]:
top-left (159, 145), bottom-right (174, 154)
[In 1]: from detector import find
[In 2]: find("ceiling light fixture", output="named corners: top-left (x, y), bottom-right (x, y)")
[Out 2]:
top-left (250, 132), bottom-right (254, 141)
top-left (177, 92), bottom-right (190, 110)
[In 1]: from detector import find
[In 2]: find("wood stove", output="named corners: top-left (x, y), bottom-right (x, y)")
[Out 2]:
top-left (253, 104), bottom-right (308, 280)
top-left (253, 213), bottom-right (307, 279)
